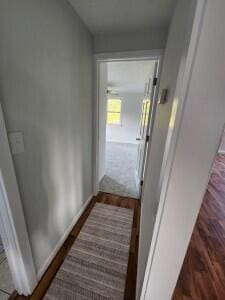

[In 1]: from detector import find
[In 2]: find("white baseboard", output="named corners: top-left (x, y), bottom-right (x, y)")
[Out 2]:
top-left (37, 194), bottom-right (93, 279)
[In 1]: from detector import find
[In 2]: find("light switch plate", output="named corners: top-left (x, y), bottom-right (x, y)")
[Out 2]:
top-left (8, 131), bottom-right (25, 155)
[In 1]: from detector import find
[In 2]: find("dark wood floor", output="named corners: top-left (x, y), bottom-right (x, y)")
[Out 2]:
top-left (173, 154), bottom-right (225, 300)
top-left (11, 192), bottom-right (140, 300)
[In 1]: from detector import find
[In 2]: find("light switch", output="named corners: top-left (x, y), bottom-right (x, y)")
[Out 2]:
top-left (8, 131), bottom-right (25, 155)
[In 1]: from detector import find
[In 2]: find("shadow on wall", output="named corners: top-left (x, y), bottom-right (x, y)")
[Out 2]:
top-left (30, 128), bottom-right (85, 273)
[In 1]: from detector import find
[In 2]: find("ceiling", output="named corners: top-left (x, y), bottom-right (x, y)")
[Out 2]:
top-left (107, 60), bottom-right (155, 94)
top-left (68, 0), bottom-right (177, 35)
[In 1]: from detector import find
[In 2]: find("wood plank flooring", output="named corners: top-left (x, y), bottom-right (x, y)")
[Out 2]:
top-left (11, 192), bottom-right (140, 300)
top-left (172, 154), bottom-right (225, 300)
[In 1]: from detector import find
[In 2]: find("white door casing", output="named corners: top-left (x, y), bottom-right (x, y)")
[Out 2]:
top-left (139, 0), bottom-right (223, 299)
top-left (0, 103), bottom-right (37, 295)
top-left (93, 50), bottom-right (163, 196)
top-left (135, 61), bottom-right (159, 196)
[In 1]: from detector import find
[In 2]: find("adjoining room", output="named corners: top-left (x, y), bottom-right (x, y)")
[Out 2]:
top-left (98, 60), bottom-right (157, 199)
top-left (173, 129), bottom-right (225, 299)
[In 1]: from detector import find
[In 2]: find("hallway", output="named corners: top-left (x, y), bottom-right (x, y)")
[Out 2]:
top-left (1, 0), bottom-right (224, 298)
top-left (12, 193), bottom-right (140, 300)
top-left (173, 154), bottom-right (225, 300)
top-left (99, 142), bottom-right (139, 199)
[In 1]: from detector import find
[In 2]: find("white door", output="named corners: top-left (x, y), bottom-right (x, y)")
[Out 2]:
top-left (135, 61), bottom-right (159, 196)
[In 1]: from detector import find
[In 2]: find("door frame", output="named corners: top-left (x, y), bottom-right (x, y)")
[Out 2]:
top-left (0, 104), bottom-right (37, 296)
top-left (139, 0), bottom-right (208, 298)
top-left (93, 49), bottom-right (163, 196)
top-left (135, 61), bottom-right (160, 197)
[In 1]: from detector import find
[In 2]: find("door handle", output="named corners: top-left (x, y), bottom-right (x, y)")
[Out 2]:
top-left (136, 138), bottom-right (141, 141)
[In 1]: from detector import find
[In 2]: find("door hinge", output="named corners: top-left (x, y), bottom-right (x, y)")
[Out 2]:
top-left (146, 135), bottom-right (150, 142)
top-left (140, 180), bottom-right (144, 187)
top-left (153, 77), bottom-right (158, 86)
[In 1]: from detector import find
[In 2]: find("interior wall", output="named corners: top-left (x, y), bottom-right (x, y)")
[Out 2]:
top-left (0, 0), bottom-right (93, 274)
top-left (106, 93), bottom-right (143, 144)
top-left (98, 63), bottom-right (108, 181)
top-left (137, 0), bottom-right (197, 297)
top-left (94, 29), bottom-right (168, 53)
top-left (219, 130), bottom-right (225, 153)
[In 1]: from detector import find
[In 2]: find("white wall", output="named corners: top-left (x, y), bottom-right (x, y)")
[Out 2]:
top-left (0, 0), bottom-right (93, 274)
top-left (98, 63), bottom-right (108, 181)
top-left (94, 29), bottom-right (168, 53)
top-left (137, 0), bottom-right (196, 297)
top-left (144, 0), bottom-right (225, 298)
top-left (219, 130), bottom-right (225, 153)
top-left (106, 93), bottom-right (143, 144)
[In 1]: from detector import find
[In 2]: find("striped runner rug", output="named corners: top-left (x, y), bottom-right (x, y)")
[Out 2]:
top-left (44, 202), bottom-right (134, 300)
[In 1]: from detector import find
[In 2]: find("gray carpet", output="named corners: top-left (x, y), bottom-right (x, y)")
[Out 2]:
top-left (44, 202), bottom-right (134, 300)
top-left (100, 142), bottom-right (139, 198)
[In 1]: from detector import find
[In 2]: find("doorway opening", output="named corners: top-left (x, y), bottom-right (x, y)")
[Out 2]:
top-left (95, 53), bottom-right (161, 199)
top-left (173, 128), bottom-right (225, 299)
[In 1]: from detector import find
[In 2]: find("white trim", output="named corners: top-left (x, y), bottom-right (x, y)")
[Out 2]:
top-left (106, 97), bottom-right (123, 126)
top-left (0, 104), bottom-right (37, 296)
top-left (93, 60), bottom-right (100, 196)
top-left (93, 50), bottom-right (163, 196)
top-left (135, 170), bottom-right (140, 192)
top-left (0, 174), bottom-right (37, 296)
top-left (140, 1), bottom-right (207, 299)
top-left (94, 49), bottom-right (164, 62)
top-left (37, 194), bottom-right (93, 279)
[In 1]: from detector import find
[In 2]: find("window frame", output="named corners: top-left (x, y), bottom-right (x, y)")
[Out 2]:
top-left (106, 97), bottom-right (123, 126)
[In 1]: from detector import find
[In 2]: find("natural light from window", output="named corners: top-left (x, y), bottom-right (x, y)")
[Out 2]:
top-left (107, 98), bottom-right (122, 125)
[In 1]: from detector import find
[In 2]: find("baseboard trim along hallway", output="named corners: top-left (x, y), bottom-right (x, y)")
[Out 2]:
top-left (37, 194), bottom-right (93, 279)
top-left (11, 192), bottom-right (140, 300)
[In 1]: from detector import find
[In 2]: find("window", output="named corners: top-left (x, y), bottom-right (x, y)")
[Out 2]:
top-left (107, 98), bottom-right (122, 125)
top-left (141, 98), bottom-right (150, 127)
